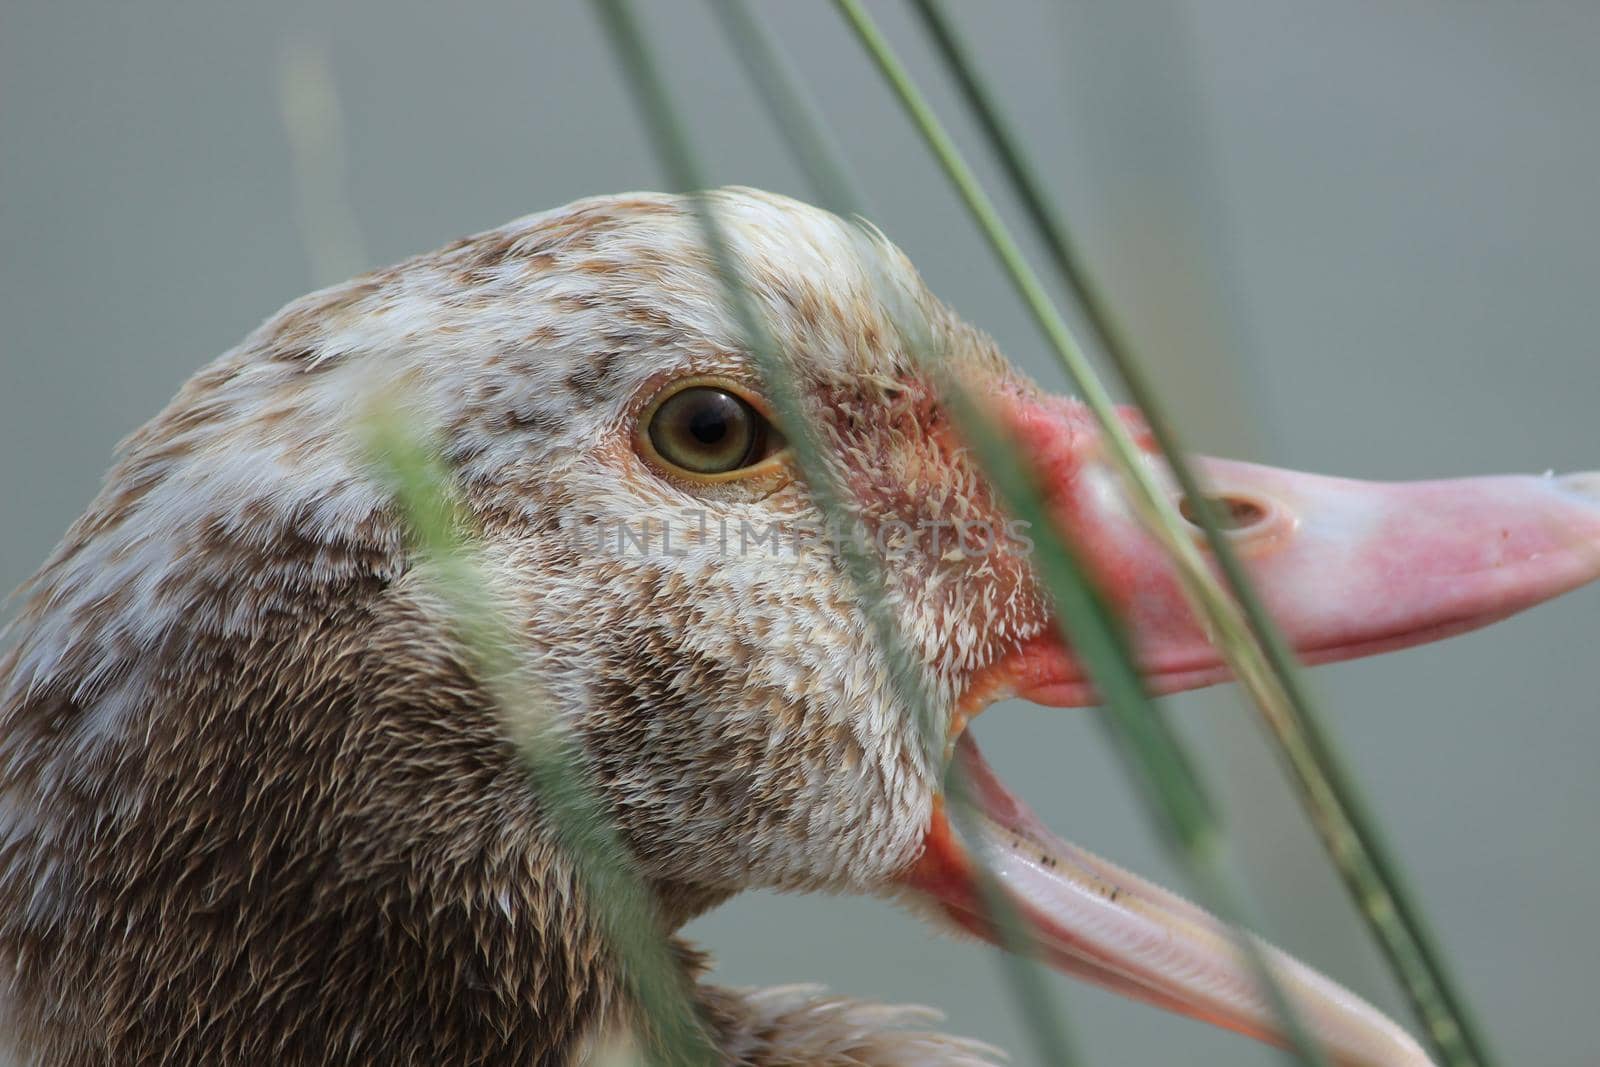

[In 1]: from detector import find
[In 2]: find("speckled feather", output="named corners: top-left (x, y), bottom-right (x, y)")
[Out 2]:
top-left (0, 189), bottom-right (1045, 1066)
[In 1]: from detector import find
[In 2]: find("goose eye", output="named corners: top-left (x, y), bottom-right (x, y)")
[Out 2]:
top-left (645, 385), bottom-right (780, 476)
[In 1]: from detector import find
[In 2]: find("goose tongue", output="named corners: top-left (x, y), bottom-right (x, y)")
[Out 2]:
top-left (901, 735), bottom-right (1435, 1067)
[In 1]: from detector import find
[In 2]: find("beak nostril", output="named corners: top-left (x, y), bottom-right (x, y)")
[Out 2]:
top-left (1178, 494), bottom-right (1270, 533)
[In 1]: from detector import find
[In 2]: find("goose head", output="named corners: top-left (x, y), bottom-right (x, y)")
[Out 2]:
top-left (2, 188), bottom-right (1597, 1067)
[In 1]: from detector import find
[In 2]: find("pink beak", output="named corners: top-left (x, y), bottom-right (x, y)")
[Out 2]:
top-left (897, 395), bottom-right (1600, 1066)
top-left (989, 396), bottom-right (1600, 706)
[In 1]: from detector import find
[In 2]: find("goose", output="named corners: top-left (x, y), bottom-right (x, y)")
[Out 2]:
top-left (2, 188), bottom-right (1597, 1067)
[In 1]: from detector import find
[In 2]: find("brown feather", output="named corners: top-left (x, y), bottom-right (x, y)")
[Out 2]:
top-left (0, 189), bottom-right (1026, 1066)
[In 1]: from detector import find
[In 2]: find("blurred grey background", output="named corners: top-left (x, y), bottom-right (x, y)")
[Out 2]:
top-left (2, 2), bottom-right (1597, 1064)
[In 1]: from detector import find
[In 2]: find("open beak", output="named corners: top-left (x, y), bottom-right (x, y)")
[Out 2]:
top-left (895, 395), bottom-right (1600, 1066)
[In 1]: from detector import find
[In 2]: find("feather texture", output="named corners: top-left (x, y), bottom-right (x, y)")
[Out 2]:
top-left (0, 189), bottom-right (1047, 1065)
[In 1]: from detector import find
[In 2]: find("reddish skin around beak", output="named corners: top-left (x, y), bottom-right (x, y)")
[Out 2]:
top-left (897, 395), bottom-right (1600, 1066)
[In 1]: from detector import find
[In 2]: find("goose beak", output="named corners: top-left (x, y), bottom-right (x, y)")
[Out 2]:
top-left (892, 396), bottom-right (1600, 1064)
top-left (902, 737), bottom-right (1439, 1066)
top-left (989, 395), bottom-right (1600, 706)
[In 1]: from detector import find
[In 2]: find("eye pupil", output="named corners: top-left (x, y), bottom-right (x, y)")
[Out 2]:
top-left (688, 406), bottom-right (730, 445)
top-left (646, 385), bottom-right (782, 476)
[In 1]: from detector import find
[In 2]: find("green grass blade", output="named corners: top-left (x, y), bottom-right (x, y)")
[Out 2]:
top-left (631, 1), bottom-right (1333, 1062)
top-left (590, 0), bottom-right (943, 772)
top-left (887, 292), bottom-right (1328, 1067)
top-left (906, 2), bottom-right (1495, 1062)
top-left (595, 2), bottom-right (1083, 1062)
top-left (361, 409), bottom-right (718, 1067)
top-left (701, 7), bottom-right (1135, 1061)
top-left (706, 0), bottom-right (871, 217)
top-left (828, 0), bottom-right (1378, 1061)
top-left (276, 39), bottom-right (368, 286)
top-left (279, 47), bottom-right (713, 1065)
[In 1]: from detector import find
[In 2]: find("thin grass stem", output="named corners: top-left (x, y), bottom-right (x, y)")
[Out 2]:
top-left (591, 0), bottom-right (942, 770)
top-left (707, 1), bottom-right (1326, 1060)
top-left (597, 1), bottom-right (1083, 1061)
top-left (828, 0), bottom-right (1376, 1061)
top-left (362, 411), bottom-right (718, 1067)
top-left (906, 2), bottom-right (1494, 1063)
top-left (706, 0), bottom-right (872, 217)
top-left (664, 1), bottom-right (1328, 1062)
top-left (277, 39), bottom-right (368, 287)
top-left (890, 292), bottom-right (1328, 1067)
